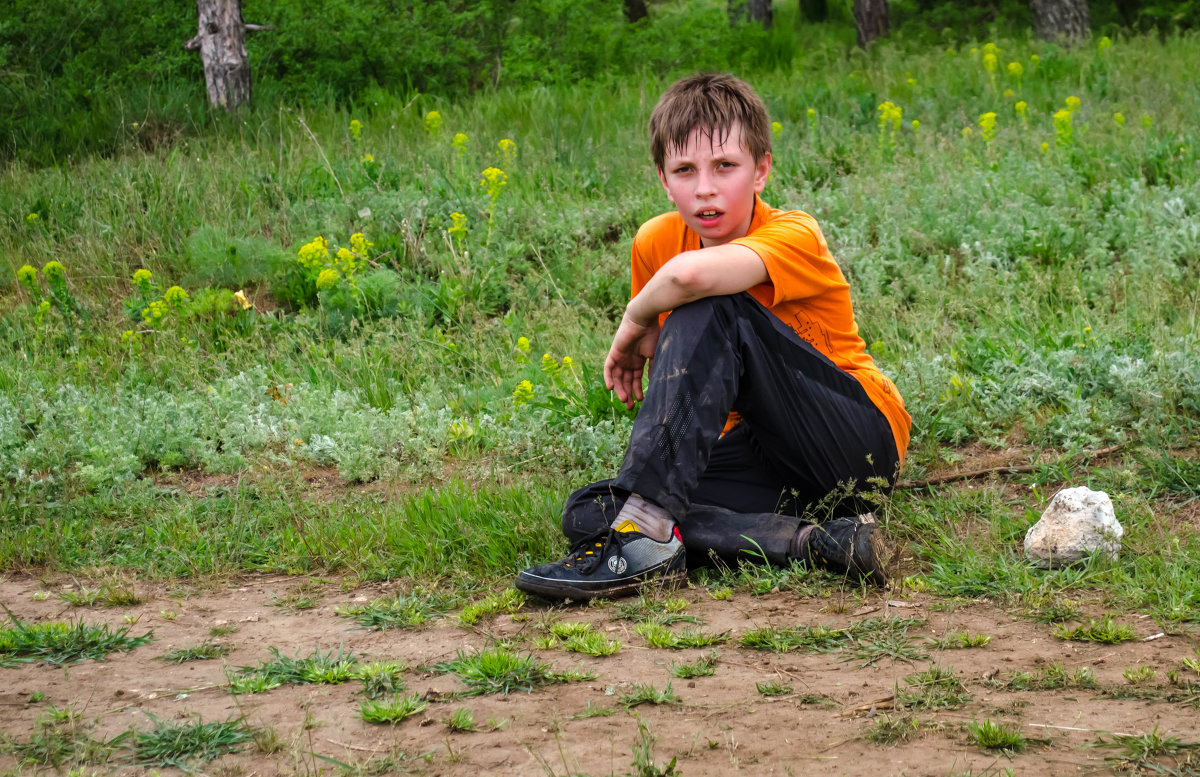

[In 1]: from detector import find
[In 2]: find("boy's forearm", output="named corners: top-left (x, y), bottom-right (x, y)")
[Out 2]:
top-left (626, 244), bottom-right (769, 326)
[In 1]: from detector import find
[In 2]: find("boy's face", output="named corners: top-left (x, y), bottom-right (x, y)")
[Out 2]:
top-left (656, 123), bottom-right (771, 247)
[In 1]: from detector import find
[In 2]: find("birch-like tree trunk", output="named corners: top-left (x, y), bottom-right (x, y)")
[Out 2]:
top-left (854, 0), bottom-right (890, 48)
top-left (185, 0), bottom-right (252, 111)
top-left (1030, 0), bottom-right (1091, 43)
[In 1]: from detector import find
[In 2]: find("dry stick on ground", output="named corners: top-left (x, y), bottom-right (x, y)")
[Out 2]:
top-left (895, 444), bottom-right (1124, 490)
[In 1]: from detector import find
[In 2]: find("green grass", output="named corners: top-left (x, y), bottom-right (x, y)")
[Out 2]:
top-left (634, 622), bottom-right (727, 649)
top-left (444, 708), bottom-right (475, 733)
top-left (1053, 616), bottom-right (1138, 643)
top-left (0, 23), bottom-right (1199, 634)
top-left (865, 713), bottom-right (923, 745)
top-left (1097, 726), bottom-right (1200, 774)
top-left (359, 694), bottom-right (428, 725)
top-left (358, 661), bottom-right (408, 699)
top-left (8, 706), bottom-right (128, 770)
top-left (227, 646), bottom-right (361, 693)
top-left (159, 640), bottom-right (230, 663)
top-left (670, 651), bottom-right (718, 679)
top-left (896, 665), bottom-right (973, 710)
top-left (434, 646), bottom-right (591, 695)
top-left (738, 623), bottom-right (852, 653)
top-left (131, 714), bottom-right (253, 769)
top-left (967, 719), bottom-right (1027, 753)
top-left (0, 614), bottom-right (153, 666)
top-left (928, 629), bottom-right (992, 649)
top-left (335, 589), bottom-right (461, 630)
top-left (755, 679), bottom-right (793, 697)
top-left (620, 681), bottom-right (679, 709)
top-left (849, 617), bottom-right (930, 667)
top-left (58, 582), bottom-right (145, 607)
top-left (459, 589), bottom-right (526, 626)
top-left (991, 662), bottom-right (1098, 691)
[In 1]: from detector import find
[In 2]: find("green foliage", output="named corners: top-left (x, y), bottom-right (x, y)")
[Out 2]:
top-left (967, 718), bottom-right (1027, 752)
top-left (435, 646), bottom-right (588, 695)
top-left (358, 693), bottom-right (428, 725)
top-left (0, 614), bottom-right (153, 666)
top-left (1053, 616), bottom-right (1137, 643)
top-left (335, 589), bottom-right (461, 630)
top-left (159, 640), bottom-right (230, 663)
top-left (671, 651), bottom-right (719, 679)
top-left (227, 645), bottom-right (361, 693)
top-left (896, 665), bottom-right (972, 710)
top-left (620, 681), bottom-right (679, 709)
top-left (131, 714), bottom-right (253, 769)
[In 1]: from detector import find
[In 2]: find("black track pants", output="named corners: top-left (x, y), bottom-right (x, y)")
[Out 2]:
top-left (563, 293), bottom-right (899, 552)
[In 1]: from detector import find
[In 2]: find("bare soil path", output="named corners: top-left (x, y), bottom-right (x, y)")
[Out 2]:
top-left (2, 573), bottom-right (1197, 776)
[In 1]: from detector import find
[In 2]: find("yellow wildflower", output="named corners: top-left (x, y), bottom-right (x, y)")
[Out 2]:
top-left (1030, 54), bottom-right (1040, 67)
top-left (452, 132), bottom-right (469, 152)
top-left (961, 127), bottom-right (974, 139)
top-left (562, 356), bottom-right (575, 370)
top-left (1064, 95), bottom-right (1081, 113)
top-left (1007, 61), bottom-right (1023, 79)
top-left (1003, 89), bottom-right (1014, 98)
top-left (806, 108), bottom-right (817, 128)
top-left (911, 119), bottom-right (920, 132)
top-left (360, 153), bottom-right (375, 163)
top-left (771, 121), bottom-right (782, 138)
top-left (1141, 114), bottom-right (1153, 127)
top-left (982, 52), bottom-right (998, 74)
top-left (1041, 141), bottom-right (1050, 153)
top-left (877, 101), bottom-right (903, 133)
top-left (233, 290), bottom-right (253, 310)
top-left (1053, 109), bottom-right (1073, 146)
top-left (17, 264), bottom-right (37, 287)
top-left (514, 335), bottom-right (530, 363)
top-left (335, 247), bottom-right (357, 275)
top-left (26, 213), bottom-right (39, 224)
top-left (163, 285), bottom-right (190, 307)
top-left (297, 236), bottom-right (330, 269)
top-left (978, 112), bottom-right (998, 143)
top-left (132, 268), bottom-right (153, 286)
top-left (349, 119), bottom-right (363, 140)
top-left (511, 379), bottom-right (534, 407)
top-left (316, 268), bottom-right (339, 290)
top-left (541, 352), bottom-right (560, 376)
top-left (350, 232), bottom-right (373, 255)
top-left (1113, 112), bottom-right (1125, 128)
top-left (497, 137), bottom-right (517, 165)
top-left (481, 167), bottom-right (508, 204)
top-left (1014, 101), bottom-right (1028, 122)
top-left (906, 77), bottom-right (916, 88)
top-left (424, 111), bottom-right (443, 134)
top-left (448, 212), bottom-right (468, 240)
top-left (142, 299), bottom-right (167, 325)
top-left (1097, 36), bottom-right (1112, 53)
top-left (41, 261), bottom-right (64, 282)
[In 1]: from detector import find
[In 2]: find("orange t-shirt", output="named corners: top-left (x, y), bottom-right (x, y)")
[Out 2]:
top-left (630, 196), bottom-right (911, 462)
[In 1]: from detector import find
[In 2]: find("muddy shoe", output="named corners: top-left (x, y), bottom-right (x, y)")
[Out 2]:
top-left (515, 523), bottom-right (686, 601)
top-left (791, 514), bottom-right (888, 586)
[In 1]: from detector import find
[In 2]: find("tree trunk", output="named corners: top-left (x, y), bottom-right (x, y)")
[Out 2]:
top-left (185, 0), bottom-right (252, 111)
top-left (799, 0), bottom-right (828, 23)
top-left (853, 0), bottom-right (890, 48)
top-left (1030, 0), bottom-right (1090, 44)
top-left (729, 0), bottom-right (774, 29)
top-left (623, 0), bottom-right (649, 23)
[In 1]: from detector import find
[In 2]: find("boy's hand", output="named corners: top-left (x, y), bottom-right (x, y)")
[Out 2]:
top-left (604, 314), bottom-right (661, 409)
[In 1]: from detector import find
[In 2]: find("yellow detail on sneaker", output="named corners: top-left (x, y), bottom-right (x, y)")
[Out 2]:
top-left (613, 519), bottom-right (641, 534)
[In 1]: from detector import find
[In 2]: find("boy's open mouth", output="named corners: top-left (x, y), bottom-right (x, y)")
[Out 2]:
top-left (696, 209), bottom-right (723, 225)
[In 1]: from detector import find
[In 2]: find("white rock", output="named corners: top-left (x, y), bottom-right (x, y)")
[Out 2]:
top-left (1024, 487), bottom-right (1122, 568)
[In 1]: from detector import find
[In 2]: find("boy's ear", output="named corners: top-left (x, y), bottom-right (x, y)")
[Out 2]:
top-left (753, 152), bottom-right (772, 193)
top-left (656, 166), bottom-right (675, 204)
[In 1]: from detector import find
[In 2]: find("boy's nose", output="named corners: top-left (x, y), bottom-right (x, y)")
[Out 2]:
top-left (695, 171), bottom-right (716, 196)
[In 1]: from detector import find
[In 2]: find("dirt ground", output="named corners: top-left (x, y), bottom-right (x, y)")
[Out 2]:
top-left (2, 572), bottom-right (1198, 777)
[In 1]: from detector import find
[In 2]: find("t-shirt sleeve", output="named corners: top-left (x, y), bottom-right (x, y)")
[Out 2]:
top-left (731, 212), bottom-right (844, 306)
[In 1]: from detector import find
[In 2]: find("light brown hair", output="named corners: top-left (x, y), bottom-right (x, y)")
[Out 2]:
top-left (648, 73), bottom-right (772, 171)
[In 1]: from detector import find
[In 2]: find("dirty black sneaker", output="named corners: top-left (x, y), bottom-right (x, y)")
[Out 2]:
top-left (515, 522), bottom-right (687, 601)
top-left (791, 514), bottom-right (888, 586)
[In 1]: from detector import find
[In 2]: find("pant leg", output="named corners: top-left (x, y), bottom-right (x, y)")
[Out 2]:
top-left (612, 293), bottom-right (899, 521)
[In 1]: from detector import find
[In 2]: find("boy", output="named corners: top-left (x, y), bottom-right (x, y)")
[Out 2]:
top-left (516, 73), bottom-right (910, 601)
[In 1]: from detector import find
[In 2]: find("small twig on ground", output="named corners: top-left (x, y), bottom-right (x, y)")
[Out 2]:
top-left (896, 444), bottom-right (1124, 490)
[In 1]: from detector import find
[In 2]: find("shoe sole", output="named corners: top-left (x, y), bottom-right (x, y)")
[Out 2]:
top-left (515, 566), bottom-right (687, 601)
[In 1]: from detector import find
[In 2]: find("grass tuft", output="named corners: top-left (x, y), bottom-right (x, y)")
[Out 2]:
top-left (336, 589), bottom-right (460, 630)
top-left (896, 665), bottom-right (972, 710)
top-left (0, 614), bottom-right (153, 666)
top-left (755, 679), bottom-right (793, 696)
top-left (865, 713), bottom-right (923, 745)
top-left (621, 681), bottom-right (678, 709)
top-left (459, 589), bottom-right (525, 626)
top-left (967, 719), bottom-right (1026, 753)
top-left (132, 714), bottom-right (253, 768)
top-left (159, 640), bottom-right (230, 663)
top-left (227, 645), bottom-right (361, 693)
top-left (1053, 617), bottom-right (1137, 644)
top-left (359, 694), bottom-right (428, 725)
top-left (738, 623), bottom-right (851, 653)
top-left (435, 646), bottom-right (588, 695)
top-left (670, 651), bottom-right (718, 679)
top-left (635, 622), bottom-right (726, 649)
